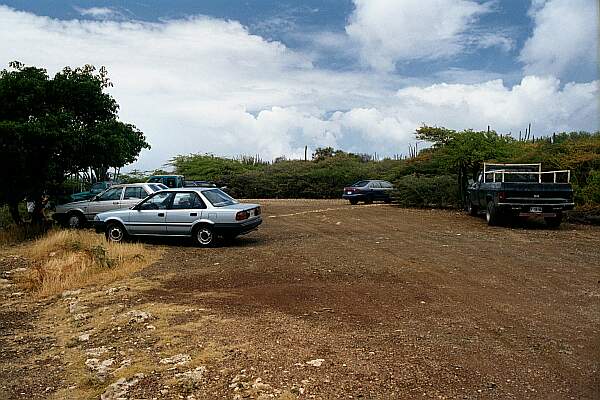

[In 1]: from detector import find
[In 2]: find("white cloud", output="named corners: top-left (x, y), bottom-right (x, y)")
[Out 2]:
top-left (0, 6), bottom-right (597, 170)
top-left (74, 6), bottom-right (125, 20)
top-left (519, 0), bottom-right (599, 79)
top-left (345, 0), bottom-right (494, 71)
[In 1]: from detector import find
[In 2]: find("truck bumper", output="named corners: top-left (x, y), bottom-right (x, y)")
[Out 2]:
top-left (498, 203), bottom-right (574, 217)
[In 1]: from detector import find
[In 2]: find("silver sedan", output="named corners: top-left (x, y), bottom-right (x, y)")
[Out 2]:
top-left (94, 188), bottom-right (262, 247)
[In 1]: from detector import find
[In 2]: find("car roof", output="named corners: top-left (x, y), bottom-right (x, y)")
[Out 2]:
top-left (158, 187), bottom-right (217, 192)
top-left (110, 183), bottom-right (154, 188)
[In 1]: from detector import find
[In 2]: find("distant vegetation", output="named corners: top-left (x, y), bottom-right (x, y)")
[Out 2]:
top-left (170, 127), bottom-right (600, 209)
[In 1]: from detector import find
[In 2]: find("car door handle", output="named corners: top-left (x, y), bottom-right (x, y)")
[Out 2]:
top-left (190, 212), bottom-right (197, 217)
top-left (157, 213), bottom-right (164, 217)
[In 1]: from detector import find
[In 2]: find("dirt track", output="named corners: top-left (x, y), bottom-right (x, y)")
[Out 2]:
top-left (1, 200), bottom-right (599, 399)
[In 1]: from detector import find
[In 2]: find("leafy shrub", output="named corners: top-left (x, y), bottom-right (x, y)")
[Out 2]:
top-left (391, 175), bottom-right (460, 208)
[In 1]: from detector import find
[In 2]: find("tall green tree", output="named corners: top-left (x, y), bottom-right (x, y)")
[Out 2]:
top-left (0, 62), bottom-right (150, 224)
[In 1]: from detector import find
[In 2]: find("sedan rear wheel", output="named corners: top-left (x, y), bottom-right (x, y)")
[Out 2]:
top-left (194, 225), bottom-right (215, 247)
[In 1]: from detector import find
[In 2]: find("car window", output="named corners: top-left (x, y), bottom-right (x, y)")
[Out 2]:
top-left (148, 184), bottom-right (163, 192)
top-left (166, 178), bottom-right (177, 188)
top-left (370, 182), bottom-right (381, 188)
top-left (381, 181), bottom-right (393, 188)
top-left (202, 189), bottom-right (238, 207)
top-left (148, 177), bottom-right (160, 183)
top-left (124, 186), bottom-right (147, 200)
top-left (170, 192), bottom-right (206, 209)
top-left (98, 187), bottom-right (123, 201)
top-left (352, 180), bottom-right (370, 187)
top-left (139, 192), bottom-right (174, 210)
top-left (157, 184), bottom-right (168, 189)
top-left (91, 182), bottom-right (105, 191)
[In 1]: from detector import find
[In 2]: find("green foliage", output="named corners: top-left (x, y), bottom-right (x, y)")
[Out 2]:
top-left (172, 129), bottom-right (600, 210)
top-left (392, 175), bottom-right (460, 208)
top-left (0, 62), bottom-right (150, 223)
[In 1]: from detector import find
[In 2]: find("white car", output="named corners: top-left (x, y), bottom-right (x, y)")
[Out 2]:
top-left (94, 188), bottom-right (262, 247)
top-left (54, 183), bottom-right (167, 228)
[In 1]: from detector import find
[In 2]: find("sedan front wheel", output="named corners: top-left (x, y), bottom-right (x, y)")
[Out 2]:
top-left (106, 222), bottom-right (127, 243)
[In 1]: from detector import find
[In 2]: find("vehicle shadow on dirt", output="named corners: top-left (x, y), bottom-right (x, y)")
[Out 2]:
top-left (470, 215), bottom-right (567, 230)
top-left (125, 234), bottom-right (267, 248)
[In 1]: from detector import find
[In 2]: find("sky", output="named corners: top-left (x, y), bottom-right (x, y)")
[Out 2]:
top-left (0, 0), bottom-right (598, 171)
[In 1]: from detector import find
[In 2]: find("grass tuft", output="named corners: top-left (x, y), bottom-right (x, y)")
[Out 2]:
top-left (17, 229), bottom-right (162, 297)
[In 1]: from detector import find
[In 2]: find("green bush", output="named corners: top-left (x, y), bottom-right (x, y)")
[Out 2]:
top-left (391, 175), bottom-right (460, 208)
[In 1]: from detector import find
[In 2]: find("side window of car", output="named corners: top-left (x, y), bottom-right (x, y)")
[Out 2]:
top-left (124, 187), bottom-right (145, 200)
top-left (170, 193), bottom-right (207, 209)
top-left (370, 182), bottom-right (381, 188)
top-left (140, 192), bottom-right (173, 210)
top-left (98, 187), bottom-right (122, 201)
top-left (166, 178), bottom-right (176, 188)
top-left (191, 193), bottom-right (206, 209)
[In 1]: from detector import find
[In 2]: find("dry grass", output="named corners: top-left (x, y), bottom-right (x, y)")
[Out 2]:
top-left (17, 229), bottom-right (162, 297)
top-left (0, 223), bottom-right (49, 247)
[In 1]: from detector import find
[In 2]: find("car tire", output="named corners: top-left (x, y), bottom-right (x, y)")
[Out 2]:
top-left (349, 199), bottom-right (358, 205)
top-left (468, 201), bottom-right (478, 216)
top-left (486, 201), bottom-right (500, 226)
top-left (384, 197), bottom-right (392, 204)
top-left (105, 222), bottom-right (127, 243)
top-left (364, 196), bottom-right (373, 204)
top-left (193, 224), bottom-right (216, 247)
top-left (545, 213), bottom-right (563, 228)
top-left (66, 211), bottom-right (85, 229)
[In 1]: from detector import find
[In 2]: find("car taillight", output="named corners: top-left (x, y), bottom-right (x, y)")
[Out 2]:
top-left (255, 207), bottom-right (261, 215)
top-left (236, 210), bottom-right (250, 221)
top-left (499, 191), bottom-right (506, 201)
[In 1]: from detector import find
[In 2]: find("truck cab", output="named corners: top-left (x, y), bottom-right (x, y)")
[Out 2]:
top-left (466, 163), bottom-right (574, 227)
top-left (147, 175), bottom-right (185, 188)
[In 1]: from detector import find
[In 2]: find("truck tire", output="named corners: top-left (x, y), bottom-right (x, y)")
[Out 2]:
top-left (545, 213), bottom-right (563, 228)
top-left (486, 201), bottom-right (501, 226)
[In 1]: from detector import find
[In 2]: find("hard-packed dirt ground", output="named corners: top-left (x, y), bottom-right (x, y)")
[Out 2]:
top-left (1, 200), bottom-right (599, 399)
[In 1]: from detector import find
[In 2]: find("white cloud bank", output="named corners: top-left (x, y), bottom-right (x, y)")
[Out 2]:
top-left (0, 6), bottom-right (597, 170)
top-left (519, 0), bottom-right (599, 79)
top-left (345, 0), bottom-right (512, 72)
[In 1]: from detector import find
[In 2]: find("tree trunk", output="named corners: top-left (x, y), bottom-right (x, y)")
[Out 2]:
top-left (8, 201), bottom-right (23, 225)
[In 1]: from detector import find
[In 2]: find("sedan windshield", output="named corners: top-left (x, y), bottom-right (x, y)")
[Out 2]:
top-left (202, 189), bottom-right (238, 207)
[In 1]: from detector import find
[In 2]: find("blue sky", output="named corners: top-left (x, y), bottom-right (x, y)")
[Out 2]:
top-left (0, 0), bottom-right (598, 169)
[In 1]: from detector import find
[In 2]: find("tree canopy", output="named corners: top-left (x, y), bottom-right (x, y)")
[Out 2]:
top-left (0, 62), bottom-right (150, 223)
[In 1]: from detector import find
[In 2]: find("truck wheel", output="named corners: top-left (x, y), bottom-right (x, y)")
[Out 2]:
top-left (467, 201), bottom-right (478, 216)
top-left (106, 222), bottom-right (127, 243)
top-left (66, 212), bottom-right (85, 229)
top-left (486, 202), bottom-right (501, 226)
top-left (545, 213), bottom-right (563, 228)
top-left (349, 199), bottom-right (358, 205)
top-left (193, 224), bottom-right (215, 247)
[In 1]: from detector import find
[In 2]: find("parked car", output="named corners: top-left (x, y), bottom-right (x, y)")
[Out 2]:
top-left (54, 183), bottom-right (167, 228)
top-left (466, 163), bottom-right (574, 227)
top-left (183, 180), bottom-right (217, 188)
top-left (342, 180), bottom-right (394, 205)
top-left (147, 175), bottom-right (185, 188)
top-left (70, 181), bottom-right (114, 202)
top-left (94, 188), bottom-right (262, 247)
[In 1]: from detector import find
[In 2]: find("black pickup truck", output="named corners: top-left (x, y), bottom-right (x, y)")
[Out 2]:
top-left (466, 163), bottom-right (574, 227)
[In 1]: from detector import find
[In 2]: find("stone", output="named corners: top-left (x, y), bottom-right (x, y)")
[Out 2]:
top-left (62, 289), bottom-right (82, 298)
top-left (160, 354), bottom-right (191, 366)
top-left (78, 333), bottom-right (90, 342)
top-left (306, 359), bottom-right (325, 367)
top-left (124, 310), bottom-right (152, 324)
top-left (176, 366), bottom-right (206, 385)
top-left (85, 347), bottom-right (108, 357)
top-left (85, 358), bottom-right (114, 377)
top-left (100, 373), bottom-right (144, 400)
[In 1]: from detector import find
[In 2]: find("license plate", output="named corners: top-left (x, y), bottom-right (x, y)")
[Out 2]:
top-left (530, 206), bottom-right (543, 213)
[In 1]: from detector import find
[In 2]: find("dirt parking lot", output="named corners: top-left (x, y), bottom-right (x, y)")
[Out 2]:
top-left (1, 200), bottom-right (599, 399)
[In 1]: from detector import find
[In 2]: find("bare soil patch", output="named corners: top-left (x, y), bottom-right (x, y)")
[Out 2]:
top-left (1, 200), bottom-right (598, 399)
